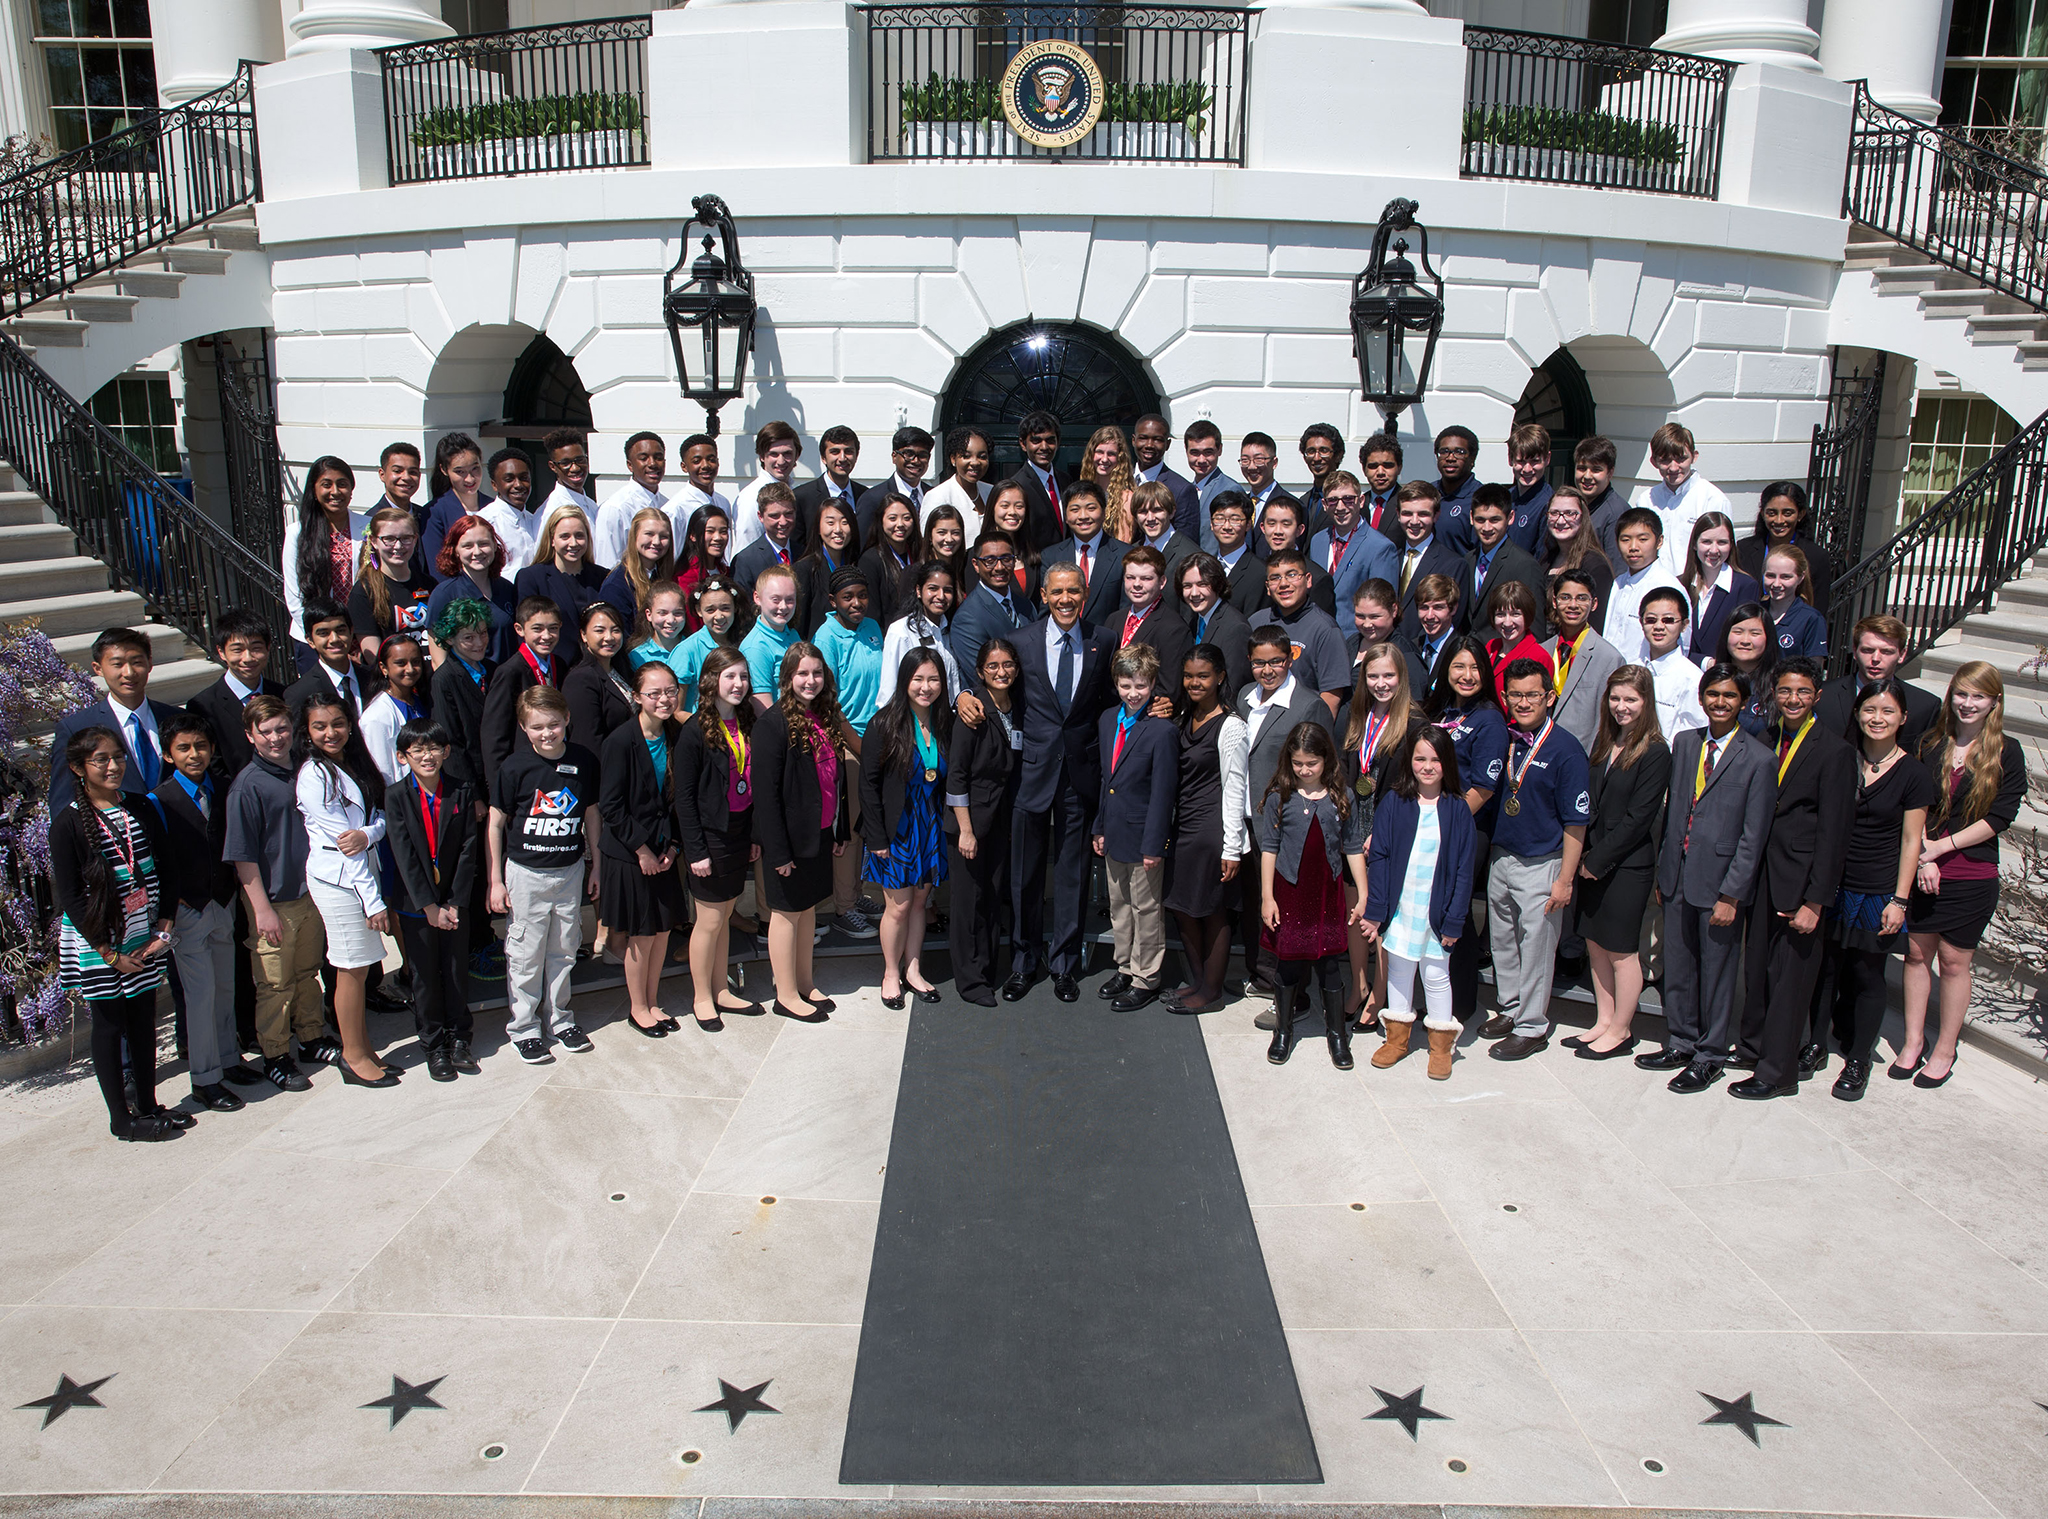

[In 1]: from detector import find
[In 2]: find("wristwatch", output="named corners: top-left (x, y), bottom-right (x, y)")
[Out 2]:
top-left (155, 928), bottom-right (175, 944)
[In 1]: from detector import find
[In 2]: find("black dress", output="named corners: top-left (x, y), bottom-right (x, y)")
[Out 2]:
top-left (1163, 710), bottom-right (1231, 918)
top-left (1575, 740), bottom-right (1672, 954)
top-left (597, 720), bottom-right (687, 936)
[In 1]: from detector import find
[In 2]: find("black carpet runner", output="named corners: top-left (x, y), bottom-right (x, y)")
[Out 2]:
top-left (840, 993), bottom-right (1320, 1487)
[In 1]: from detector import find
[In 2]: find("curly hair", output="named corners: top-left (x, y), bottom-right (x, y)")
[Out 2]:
top-left (692, 646), bottom-right (757, 748)
top-left (775, 641), bottom-right (853, 756)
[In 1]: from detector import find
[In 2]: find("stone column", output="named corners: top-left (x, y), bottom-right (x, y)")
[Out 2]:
top-left (285, 0), bottom-right (452, 57)
top-left (1657, 0), bottom-right (1821, 72)
top-left (146, 0), bottom-right (285, 103)
top-left (1818, 0), bottom-right (1947, 122)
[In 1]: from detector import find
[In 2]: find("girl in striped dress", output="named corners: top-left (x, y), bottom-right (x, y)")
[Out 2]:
top-left (50, 726), bottom-right (187, 1142)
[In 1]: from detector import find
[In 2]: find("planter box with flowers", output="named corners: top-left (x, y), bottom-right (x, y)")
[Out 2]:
top-left (407, 91), bottom-right (645, 179)
top-left (897, 73), bottom-right (1211, 161)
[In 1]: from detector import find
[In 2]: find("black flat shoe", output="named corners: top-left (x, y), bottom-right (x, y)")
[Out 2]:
top-left (1575, 1037), bottom-right (1638, 1060)
top-left (1913, 1060), bottom-right (1955, 1088)
top-left (804, 997), bottom-right (836, 1015)
top-left (1560, 1034), bottom-right (1589, 1050)
top-left (339, 1063), bottom-right (400, 1089)
top-left (909, 983), bottom-right (942, 1005)
top-left (656, 1016), bottom-right (681, 1033)
top-left (880, 989), bottom-right (907, 1011)
top-left (775, 1001), bottom-right (830, 1023)
top-left (693, 1013), bottom-right (725, 1032)
top-left (716, 998), bottom-right (764, 1017)
top-left (626, 1014), bottom-right (668, 1038)
top-left (1888, 1051), bottom-right (1926, 1080)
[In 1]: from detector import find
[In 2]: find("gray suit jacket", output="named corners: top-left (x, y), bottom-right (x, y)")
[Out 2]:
top-left (1237, 681), bottom-right (1336, 828)
top-left (1656, 726), bottom-right (1776, 909)
top-left (1551, 629), bottom-right (1626, 753)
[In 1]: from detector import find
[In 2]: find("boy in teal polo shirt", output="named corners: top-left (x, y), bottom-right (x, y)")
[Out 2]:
top-left (812, 566), bottom-right (885, 938)
top-left (739, 563), bottom-right (801, 711)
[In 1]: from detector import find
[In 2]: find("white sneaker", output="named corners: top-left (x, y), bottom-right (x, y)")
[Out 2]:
top-left (831, 911), bottom-right (879, 939)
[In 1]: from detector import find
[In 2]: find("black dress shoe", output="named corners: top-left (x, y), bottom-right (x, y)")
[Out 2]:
top-left (1725, 1054), bottom-right (1759, 1072)
top-left (1635, 1047), bottom-right (1691, 1071)
top-left (1832, 1058), bottom-right (1871, 1101)
top-left (1489, 1033), bottom-right (1549, 1060)
top-left (1002, 974), bottom-right (1034, 1002)
top-left (958, 987), bottom-right (998, 1007)
top-left (451, 1041), bottom-right (480, 1074)
top-left (1574, 1037), bottom-right (1638, 1061)
top-left (774, 1001), bottom-right (831, 1023)
top-left (221, 1063), bottom-right (264, 1086)
top-left (805, 998), bottom-right (836, 1015)
top-left (190, 1083), bottom-right (244, 1112)
top-left (1796, 1041), bottom-right (1826, 1078)
top-left (364, 987), bottom-right (411, 1015)
top-left (112, 1116), bottom-right (181, 1142)
top-left (144, 1106), bottom-right (197, 1129)
top-left (1052, 975), bottom-right (1079, 1002)
top-left (1887, 1051), bottom-right (1926, 1080)
top-left (1097, 973), bottom-right (1133, 1001)
top-left (1729, 1076), bottom-right (1795, 1100)
top-left (1480, 1013), bottom-right (1515, 1039)
top-left (1668, 1060), bottom-right (1723, 1094)
top-left (1110, 987), bottom-right (1157, 1012)
top-left (427, 1048), bottom-right (458, 1081)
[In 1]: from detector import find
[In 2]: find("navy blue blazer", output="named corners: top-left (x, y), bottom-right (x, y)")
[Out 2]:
top-left (950, 581), bottom-right (1032, 687)
top-left (1013, 614), bottom-right (1117, 815)
top-left (47, 697), bottom-right (187, 814)
top-left (1310, 523), bottom-right (1399, 635)
top-left (1686, 569), bottom-right (1761, 665)
top-left (1094, 709), bottom-right (1179, 862)
top-left (1363, 791), bottom-right (1479, 941)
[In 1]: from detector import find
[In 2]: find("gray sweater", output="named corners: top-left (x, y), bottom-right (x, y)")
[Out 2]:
top-left (1258, 788), bottom-right (1368, 885)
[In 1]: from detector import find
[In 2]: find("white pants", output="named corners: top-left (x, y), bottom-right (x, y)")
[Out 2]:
top-left (506, 859), bottom-right (584, 1040)
top-left (1385, 952), bottom-right (1458, 1030)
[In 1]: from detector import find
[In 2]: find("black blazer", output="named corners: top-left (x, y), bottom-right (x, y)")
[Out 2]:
top-left (385, 774), bottom-right (480, 913)
top-left (793, 476), bottom-right (868, 556)
top-left (944, 701), bottom-right (1018, 839)
top-left (1394, 537), bottom-right (1466, 635)
top-left (148, 776), bottom-right (237, 909)
top-left (481, 650), bottom-right (562, 805)
top-left (598, 717), bottom-right (678, 863)
top-left (430, 657), bottom-right (489, 794)
top-left (950, 581), bottom-right (1033, 686)
top-left (187, 676), bottom-right (284, 782)
top-left (1579, 739), bottom-right (1672, 880)
top-left (1760, 720), bottom-right (1856, 910)
top-left (857, 545), bottom-right (919, 628)
top-left (793, 551), bottom-right (855, 638)
top-left (1458, 539), bottom-right (1550, 640)
top-left (752, 705), bottom-right (849, 867)
top-left (283, 662), bottom-right (378, 718)
top-left (730, 535), bottom-right (796, 596)
top-left (859, 719), bottom-right (949, 855)
top-left (1007, 464), bottom-right (1076, 552)
top-left (1119, 602), bottom-right (1195, 699)
top-left (1184, 601), bottom-right (1253, 704)
top-left (1222, 550), bottom-right (1266, 616)
top-left (564, 660), bottom-right (635, 766)
top-left (46, 697), bottom-right (187, 814)
top-left (1041, 534), bottom-right (1130, 627)
top-left (673, 718), bottom-right (751, 864)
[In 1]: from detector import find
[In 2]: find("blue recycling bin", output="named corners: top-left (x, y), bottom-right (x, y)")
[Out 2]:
top-left (122, 475), bottom-right (192, 599)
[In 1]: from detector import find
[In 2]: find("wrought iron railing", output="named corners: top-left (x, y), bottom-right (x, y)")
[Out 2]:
top-left (213, 332), bottom-right (291, 577)
top-left (1806, 351), bottom-right (1887, 577)
top-left (866, 3), bottom-right (1252, 164)
top-left (0, 333), bottom-right (291, 683)
top-left (1826, 402), bottom-right (2048, 673)
top-left (1845, 83), bottom-right (2048, 314)
top-left (0, 63), bottom-right (257, 319)
top-left (379, 17), bottom-right (652, 186)
top-left (1460, 27), bottom-right (1732, 199)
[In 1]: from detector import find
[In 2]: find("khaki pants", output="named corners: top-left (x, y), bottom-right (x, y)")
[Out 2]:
top-left (249, 893), bottom-right (327, 1059)
top-left (1105, 856), bottom-right (1167, 989)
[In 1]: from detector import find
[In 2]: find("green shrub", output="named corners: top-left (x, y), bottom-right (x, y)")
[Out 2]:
top-left (410, 91), bottom-right (643, 148)
top-left (1462, 104), bottom-right (1684, 167)
top-left (898, 71), bottom-right (1212, 133)
top-left (901, 73), bottom-right (1000, 124)
top-left (1104, 80), bottom-right (1210, 134)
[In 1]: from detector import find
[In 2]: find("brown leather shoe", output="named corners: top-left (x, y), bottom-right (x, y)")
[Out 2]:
top-left (1488, 1032), bottom-right (1550, 1061)
top-left (1370, 1019), bottom-right (1414, 1069)
top-left (1426, 1027), bottom-right (1456, 1080)
top-left (1480, 1013), bottom-right (1514, 1039)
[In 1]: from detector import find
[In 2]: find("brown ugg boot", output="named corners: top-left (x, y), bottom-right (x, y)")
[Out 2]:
top-left (1427, 1026), bottom-right (1457, 1080)
top-left (1371, 1018), bottom-right (1414, 1068)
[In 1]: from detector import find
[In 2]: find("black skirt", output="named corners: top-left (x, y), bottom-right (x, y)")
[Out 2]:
top-left (1907, 874), bottom-right (1999, 949)
top-left (1575, 862), bottom-right (1653, 955)
top-left (764, 827), bottom-right (835, 913)
top-left (690, 808), bottom-right (754, 904)
top-left (1163, 713), bottom-right (1230, 919)
top-left (600, 851), bottom-right (686, 936)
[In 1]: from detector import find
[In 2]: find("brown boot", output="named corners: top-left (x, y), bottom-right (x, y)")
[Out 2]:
top-left (1370, 1018), bottom-right (1414, 1068)
top-left (1427, 1026), bottom-right (1456, 1080)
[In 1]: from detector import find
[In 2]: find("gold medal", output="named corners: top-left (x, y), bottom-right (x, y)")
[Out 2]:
top-left (1504, 792), bottom-right (1521, 817)
top-left (924, 768), bottom-right (938, 783)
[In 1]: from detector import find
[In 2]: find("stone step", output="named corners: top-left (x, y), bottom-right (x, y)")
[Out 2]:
top-left (1871, 263), bottom-right (1947, 294)
top-left (1919, 286), bottom-right (2012, 317)
top-left (79, 266), bottom-right (186, 300)
top-left (132, 656), bottom-right (219, 706)
top-left (0, 555), bottom-right (107, 600)
top-left (47, 622), bottom-right (189, 669)
top-left (1916, 644), bottom-right (2048, 741)
top-left (199, 220), bottom-right (261, 253)
top-left (163, 245), bottom-right (230, 277)
top-left (1966, 312), bottom-right (2047, 343)
top-left (2019, 340), bottom-right (2048, 371)
top-left (0, 490), bottom-right (50, 527)
top-left (1994, 576), bottom-right (2048, 613)
top-left (59, 289), bottom-right (137, 323)
top-left (0, 522), bottom-right (73, 562)
top-left (0, 587), bottom-right (149, 638)
top-left (0, 313), bottom-right (86, 347)
top-left (1954, 605), bottom-right (2048, 649)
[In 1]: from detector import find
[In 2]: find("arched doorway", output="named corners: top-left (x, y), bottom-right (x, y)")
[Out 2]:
top-left (500, 333), bottom-right (594, 499)
top-left (1514, 347), bottom-right (1596, 488)
top-left (940, 321), bottom-right (1162, 477)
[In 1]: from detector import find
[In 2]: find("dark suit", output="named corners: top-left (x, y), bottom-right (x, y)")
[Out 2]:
top-left (430, 657), bottom-right (489, 795)
top-left (792, 475), bottom-right (868, 556)
top-left (1184, 601), bottom-right (1254, 704)
top-left (1221, 548), bottom-right (1266, 616)
top-left (187, 675), bottom-right (284, 782)
top-left (1458, 538), bottom-right (1550, 640)
top-left (47, 696), bottom-right (187, 815)
top-left (1139, 465), bottom-right (1202, 542)
top-left (1011, 615), bottom-right (1116, 978)
top-left (283, 662), bottom-right (375, 721)
top-left (1095, 709), bottom-right (1177, 862)
top-left (1116, 601), bottom-right (1195, 699)
top-left (855, 475), bottom-right (927, 548)
top-left (1393, 535), bottom-right (1464, 636)
top-left (946, 705), bottom-right (1021, 999)
top-left (1247, 485), bottom-right (1312, 554)
top-left (1394, 629), bottom-right (1454, 696)
top-left (480, 651), bottom-right (560, 806)
top-left (564, 660), bottom-right (635, 765)
top-left (729, 535), bottom-right (797, 597)
top-left (1147, 529), bottom-right (1200, 608)
top-left (150, 774), bottom-right (236, 911)
top-left (1040, 533), bottom-right (1130, 627)
top-left (1311, 523), bottom-right (1400, 634)
top-left (598, 718), bottom-right (680, 865)
top-left (1687, 569), bottom-right (1762, 665)
top-left (1814, 674), bottom-right (1941, 760)
top-left (1007, 463), bottom-right (1075, 552)
top-left (1738, 721), bottom-right (1856, 1087)
top-left (1656, 726), bottom-right (1776, 1065)
top-left (950, 581), bottom-right (1032, 685)
top-left (385, 772), bottom-right (480, 1051)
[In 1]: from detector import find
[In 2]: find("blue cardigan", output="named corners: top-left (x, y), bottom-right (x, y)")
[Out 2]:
top-left (1363, 791), bottom-right (1479, 942)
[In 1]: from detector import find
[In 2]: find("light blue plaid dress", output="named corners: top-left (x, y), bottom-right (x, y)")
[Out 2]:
top-left (1381, 803), bottom-right (1446, 963)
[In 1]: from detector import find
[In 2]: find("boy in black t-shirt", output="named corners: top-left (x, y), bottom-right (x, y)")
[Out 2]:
top-left (488, 686), bottom-right (599, 1063)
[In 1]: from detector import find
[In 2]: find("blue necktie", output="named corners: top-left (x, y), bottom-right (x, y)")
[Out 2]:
top-left (129, 714), bottom-right (159, 788)
top-left (1055, 631), bottom-right (1075, 715)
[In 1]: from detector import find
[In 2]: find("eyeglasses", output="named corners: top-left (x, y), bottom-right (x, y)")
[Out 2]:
top-left (641, 688), bottom-right (680, 704)
top-left (373, 535), bottom-right (417, 550)
top-left (1238, 453), bottom-right (1273, 468)
top-left (1250, 656), bottom-right (1289, 670)
top-left (83, 752), bottom-right (126, 769)
top-left (975, 552), bottom-right (1016, 567)
top-left (1324, 493), bottom-right (1360, 508)
top-left (1435, 444), bottom-right (1473, 458)
top-left (1639, 613), bottom-right (1684, 627)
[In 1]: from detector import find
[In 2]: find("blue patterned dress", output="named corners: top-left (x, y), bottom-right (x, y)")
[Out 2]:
top-left (864, 741), bottom-right (950, 890)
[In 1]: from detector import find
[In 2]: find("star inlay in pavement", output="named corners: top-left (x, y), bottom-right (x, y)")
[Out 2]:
top-left (16, 1373), bottom-right (113, 1429)
top-left (696, 1377), bottom-right (780, 1432)
top-left (361, 1374), bottom-right (447, 1428)
top-left (1699, 1390), bottom-right (1789, 1446)
top-left (1365, 1384), bottom-right (1449, 1441)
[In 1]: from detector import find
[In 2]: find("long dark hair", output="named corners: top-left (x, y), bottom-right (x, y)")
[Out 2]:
top-left (1262, 720), bottom-right (1350, 823)
top-left (692, 646), bottom-right (757, 750)
top-left (1423, 633), bottom-right (1504, 722)
top-left (776, 641), bottom-right (853, 756)
top-left (1715, 600), bottom-right (1779, 682)
top-left (1390, 722), bottom-right (1463, 801)
top-left (579, 599), bottom-right (629, 676)
top-left (62, 725), bottom-right (134, 948)
top-left (294, 455), bottom-right (356, 612)
top-left (430, 432), bottom-right (483, 501)
top-left (291, 692), bottom-right (385, 812)
top-left (869, 647), bottom-right (954, 777)
top-left (680, 502), bottom-right (730, 579)
top-left (901, 559), bottom-right (956, 643)
top-left (803, 497), bottom-right (858, 575)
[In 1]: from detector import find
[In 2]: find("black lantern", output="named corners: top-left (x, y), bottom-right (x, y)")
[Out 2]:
top-left (662, 193), bottom-right (757, 437)
top-left (1349, 197), bottom-right (1445, 430)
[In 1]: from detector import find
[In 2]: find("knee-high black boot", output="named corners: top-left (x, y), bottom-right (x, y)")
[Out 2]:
top-left (1267, 980), bottom-right (1299, 1064)
top-left (1319, 957), bottom-right (1353, 1070)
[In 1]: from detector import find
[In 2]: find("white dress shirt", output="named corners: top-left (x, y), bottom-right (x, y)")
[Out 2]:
top-left (221, 671), bottom-right (260, 704)
top-left (1243, 672), bottom-right (1300, 753)
top-left (1217, 542), bottom-right (1249, 574)
top-left (295, 760), bottom-right (388, 914)
top-left (922, 474), bottom-right (992, 544)
top-left (1646, 647), bottom-right (1708, 738)
top-left (1638, 472), bottom-right (1733, 575)
top-left (479, 499), bottom-right (549, 573)
top-left (730, 471), bottom-right (786, 557)
top-left (876, 613), bottom-right (963, 707)
top-left (1602, 560), bottom-right (1687, 663)
top-left (103, 692), bottom-right (162, 785)
top-left (591, 481), bottom-right (672, 569)
top-left (1044, 616), bottom-right (1084, 703)
top-left (669, 481), bottom-right (735, 549)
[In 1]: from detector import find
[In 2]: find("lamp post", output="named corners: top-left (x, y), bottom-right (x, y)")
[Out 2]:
top-left (1349, 197), bottom-right (1446, 433)
top-left (662, 194), bottom-right (757, 438)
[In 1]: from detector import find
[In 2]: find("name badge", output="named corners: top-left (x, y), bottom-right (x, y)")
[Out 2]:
top-left (556, 764), bottom-right (578, 775)
top-left (121, 886), bottom-right (148, 917)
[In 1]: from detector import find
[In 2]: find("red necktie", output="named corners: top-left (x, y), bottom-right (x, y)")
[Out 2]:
top-left (1078, 541), bottom-right (1090, 587)
top-left (1048, 472), bottom-right (1064, 534)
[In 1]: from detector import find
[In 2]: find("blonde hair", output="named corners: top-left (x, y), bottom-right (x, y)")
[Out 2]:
top-left (354, 505), bottom-right (418, 633)
top-left (1343, 640), bottom-right (1413, 772)
top-left (1765, 544), bottom-right (1817, 606)
top-left (623, 506), bottom-right (676, 610)
top-left (1922, 661), bottom-right (2008, 833)
top-left (528, 502), bottom-right (593, 568)
top-left (1080, 425), bottom-right (1135, 541)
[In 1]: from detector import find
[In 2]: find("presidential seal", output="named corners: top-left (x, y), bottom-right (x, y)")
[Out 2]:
top-left (1002, 39), bottom-right (1104, 150)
